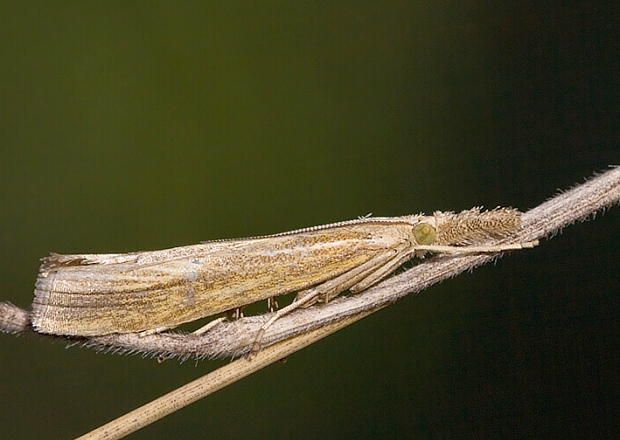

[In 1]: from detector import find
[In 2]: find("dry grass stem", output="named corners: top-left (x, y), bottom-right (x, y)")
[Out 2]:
top-left (1, 166), bottom-right (619, 439)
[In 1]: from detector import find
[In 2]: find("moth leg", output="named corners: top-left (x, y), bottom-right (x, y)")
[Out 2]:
top-left (349, 246), bottom-right (416, 294)
top-left (248, 288), bottom-right (317, 354)
top-left (293, 247), bottom-right (403, 308)
top-left (252, 249), bottom-right (400, 353)
top-left (267, 296), bottom-right (279, 313)
top-left (193, 316), bottom-right (227, 336)
top-left (416, 240), bottom-right (538, 254)
top-left (192, 302), bottom-right (255, 336)
top-left (349, 240), bottom-right (538, 295)
top-left (139, 326), bottom-right (172, 337)
top-left (154, 316), bottom-right (228, 363)
top-left (231, 306), bottom-right (245, 319)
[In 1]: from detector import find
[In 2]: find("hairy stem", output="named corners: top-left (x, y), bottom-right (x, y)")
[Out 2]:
top-left (2, 167), bottom-right (619, 440)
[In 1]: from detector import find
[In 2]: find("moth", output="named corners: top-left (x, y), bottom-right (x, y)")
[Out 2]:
top-left (31, 207), bottom-right (537, 342)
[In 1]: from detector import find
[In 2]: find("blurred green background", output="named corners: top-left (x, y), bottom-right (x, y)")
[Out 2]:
top-left (1, 2), bottom-right (619, 439)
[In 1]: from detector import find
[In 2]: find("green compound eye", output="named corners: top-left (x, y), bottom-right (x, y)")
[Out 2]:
top-left (413, 222), bottom-right (436, 245)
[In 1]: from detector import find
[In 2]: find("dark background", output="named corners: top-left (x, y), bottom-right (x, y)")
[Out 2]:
top-left (1, 2), bottom-right (619, 439)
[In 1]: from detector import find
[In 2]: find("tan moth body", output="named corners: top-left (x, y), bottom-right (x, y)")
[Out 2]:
top-left (31, 208), bottom-right (534, 337)
top-left (32, 217), bottom-right (417, 336)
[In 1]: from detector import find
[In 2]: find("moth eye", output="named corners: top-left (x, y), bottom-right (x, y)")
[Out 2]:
top-left (413, 222), bottom-right (436, 245)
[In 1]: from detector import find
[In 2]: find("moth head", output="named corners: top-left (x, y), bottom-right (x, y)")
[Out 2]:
top-left (412, 222), bottom-right (436, 245)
